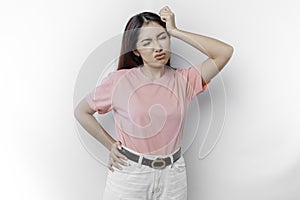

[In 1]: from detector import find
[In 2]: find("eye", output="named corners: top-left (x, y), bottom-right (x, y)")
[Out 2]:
top-left (159, 36), bottom-right (167, 40)
top-left (143, 42), bottom-right (150, 46)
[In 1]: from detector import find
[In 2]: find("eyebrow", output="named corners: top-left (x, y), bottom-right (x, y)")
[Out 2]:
top-left (140, 31), bottom-right (166, 43)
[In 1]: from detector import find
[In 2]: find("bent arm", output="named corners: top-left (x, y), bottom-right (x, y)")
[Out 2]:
top-left (73, 98), bottom-right (116, 151)
top-left (169, 28), bottom-right (234, 84)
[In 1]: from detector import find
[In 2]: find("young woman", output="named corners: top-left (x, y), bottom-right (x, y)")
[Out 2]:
top-left (74, 6), bottom-right (233, 200)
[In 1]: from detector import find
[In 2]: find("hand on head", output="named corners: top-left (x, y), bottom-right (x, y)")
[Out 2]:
top-left (159, 6), bottom-right (177, 34)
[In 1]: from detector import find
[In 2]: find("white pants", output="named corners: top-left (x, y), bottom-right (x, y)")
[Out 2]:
top-left (102, 146), bottom-right (187, 200)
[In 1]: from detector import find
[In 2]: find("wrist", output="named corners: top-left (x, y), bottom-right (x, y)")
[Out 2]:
top-left (168, 28), bottom-right (181, 37)
top-left (110, 140), bottom-right (121, 151)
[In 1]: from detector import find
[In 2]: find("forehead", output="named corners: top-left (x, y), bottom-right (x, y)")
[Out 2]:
top-left (138, 22), bottom-right (166, 38)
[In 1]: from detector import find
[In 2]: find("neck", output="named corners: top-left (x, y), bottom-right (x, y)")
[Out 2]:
top-left (140, 65), bottom-right (166, 80)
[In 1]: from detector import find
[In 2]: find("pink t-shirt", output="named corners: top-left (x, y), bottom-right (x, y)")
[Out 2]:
top-left (85, 65), bottom-right (208, 155)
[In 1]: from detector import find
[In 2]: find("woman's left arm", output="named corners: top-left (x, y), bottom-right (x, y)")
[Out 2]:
top-left (170, 29), bottom-right (234, 84)
top-left (160, 6), bottom-right (234, 84)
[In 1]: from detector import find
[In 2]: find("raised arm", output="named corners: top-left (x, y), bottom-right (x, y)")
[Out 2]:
top-left (159, 6), bottom-right (234, 84)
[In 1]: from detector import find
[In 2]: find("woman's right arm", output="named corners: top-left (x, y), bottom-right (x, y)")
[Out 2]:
top-left (73, 98), bottom-right (128, 171)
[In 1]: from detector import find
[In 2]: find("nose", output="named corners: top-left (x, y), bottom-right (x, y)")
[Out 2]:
top-left (153, 40), bottom-right (163, 52)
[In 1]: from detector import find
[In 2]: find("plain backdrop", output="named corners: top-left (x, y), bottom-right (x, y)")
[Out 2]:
top-left (1, 0), bottom-right (300, 200)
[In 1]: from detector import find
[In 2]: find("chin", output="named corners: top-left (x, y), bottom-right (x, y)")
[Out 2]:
top-left (152, 60), bottom-right (168, 67)
top-left (151, 63), bottom-right (166, 68)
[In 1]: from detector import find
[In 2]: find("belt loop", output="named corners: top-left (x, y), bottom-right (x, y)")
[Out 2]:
top-left (138, 155), bottom-right (143, 168)
top-left (170, 155), bottom-right (174, 168)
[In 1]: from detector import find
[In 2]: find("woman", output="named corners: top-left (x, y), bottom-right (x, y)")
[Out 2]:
top-left (74, 6), bottom-right (233, 200)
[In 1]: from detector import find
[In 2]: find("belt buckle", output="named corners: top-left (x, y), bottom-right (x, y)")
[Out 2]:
top-left (151, 157), bottom-right (166, 169)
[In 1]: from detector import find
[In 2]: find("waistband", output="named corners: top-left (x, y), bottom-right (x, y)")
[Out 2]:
top-left (119, 145), bottom-right (181, 169)
top-left (120, 145), bottom-right (182, 160)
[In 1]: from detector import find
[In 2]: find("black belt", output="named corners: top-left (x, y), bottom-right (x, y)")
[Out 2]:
top-left (118, 147), bottom-right (181, 169)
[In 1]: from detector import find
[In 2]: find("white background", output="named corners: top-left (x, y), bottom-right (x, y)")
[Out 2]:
top-left (1, 0), bottom-right (300, 199)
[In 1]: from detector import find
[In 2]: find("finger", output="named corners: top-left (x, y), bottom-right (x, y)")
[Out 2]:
top-left (159, 7), bottom-right (170, 14)
top-left (107, 163), bottom-right (114, 172)
top-left (113, 148), bottom-right (128, 160)
top-left (112, 159), bottom-right (123, 170)
top-left (117, 158), bottom-right (129, 166)
top-left (113, 153), bottom-right (127, 162)
top-left (159, 10), bottom-right (170, 16)
top-left (161, 7), bottom-right (170, 12)
top-left (161, 6), bottom-right (168, 10)
top-left (115, 143), bottom-right (127, 158)
top-left (160, 14), bottom-right (170, 19)
top-left (116, 141), bottom-right (122, 149)
top-left (160, 12), bottom-right (170, 16)
top-left (160, 15), bottom-right (167, 22)
top-left (164, 6), bottom-right (171, 11)
top-left (160, 16), bottom-right (169, 22)
top-left (160, 12), bottom-right (173, 18)
top-left (110, 157), bottom-right (124, 170)
top-left (160, 6), bottom-right (169, 13)
top-left (111, 141), bottom-right (122, 151)
top-left (114, 154), bottom-right (129, 166)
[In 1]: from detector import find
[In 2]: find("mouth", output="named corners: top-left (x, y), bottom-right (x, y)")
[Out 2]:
top-left (154, 53), bottom-right (166, 60)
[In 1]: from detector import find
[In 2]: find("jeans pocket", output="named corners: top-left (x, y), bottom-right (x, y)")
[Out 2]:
top-left (113, 159), bottom-right (135, 173)
top-left (172, 156), bottom-right (186, 172)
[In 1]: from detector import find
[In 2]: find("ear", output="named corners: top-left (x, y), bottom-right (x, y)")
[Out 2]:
top-left (133, 50), bottom-right (140, 57)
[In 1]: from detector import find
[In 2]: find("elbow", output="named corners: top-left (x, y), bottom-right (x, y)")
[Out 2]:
top-left (220, 45), bottom-right (234, 62)
top-left (74, 106), bottom-right (81, 121)
top-left (74, 103), bottom-right (85, 121)
top-left (213, 45), bottom-right (234, 71)
top-left (225, 45), bottom-right (234, 59)
top-left (74, 100), bottom-right (96, 121)
top-left (212, 45), bottom-right (234, 60)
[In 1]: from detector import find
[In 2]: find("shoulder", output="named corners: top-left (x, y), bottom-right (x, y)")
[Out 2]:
top-left (103, 68), bottom-right (134, 82)
top-left (174, 64), bottom-right (202, 77)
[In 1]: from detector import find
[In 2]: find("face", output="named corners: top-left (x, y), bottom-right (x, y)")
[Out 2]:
top-left (134, 21), bottom-right (170, 68)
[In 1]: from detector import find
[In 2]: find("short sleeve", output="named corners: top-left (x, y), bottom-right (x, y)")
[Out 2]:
top-left (176, 64), bottom-right (209, 100)
top-left (85, 72), bottom-right (115, 114)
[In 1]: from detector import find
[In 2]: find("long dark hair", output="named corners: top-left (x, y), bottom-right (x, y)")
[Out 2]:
top-left (117, 12), bottom-right (172, 70)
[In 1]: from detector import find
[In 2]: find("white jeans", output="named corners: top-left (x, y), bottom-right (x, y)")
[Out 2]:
top-left (102, 146), bottom-right (187, 200)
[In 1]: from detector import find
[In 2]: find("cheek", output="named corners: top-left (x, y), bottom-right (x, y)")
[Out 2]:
top-left (139, 49), bottom-right (153, 59)
top-left (162, 40), bottom-right (170, 50)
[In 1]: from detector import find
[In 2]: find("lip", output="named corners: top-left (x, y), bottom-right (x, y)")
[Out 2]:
top-left (154, 53), bottom-right (166, 60)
